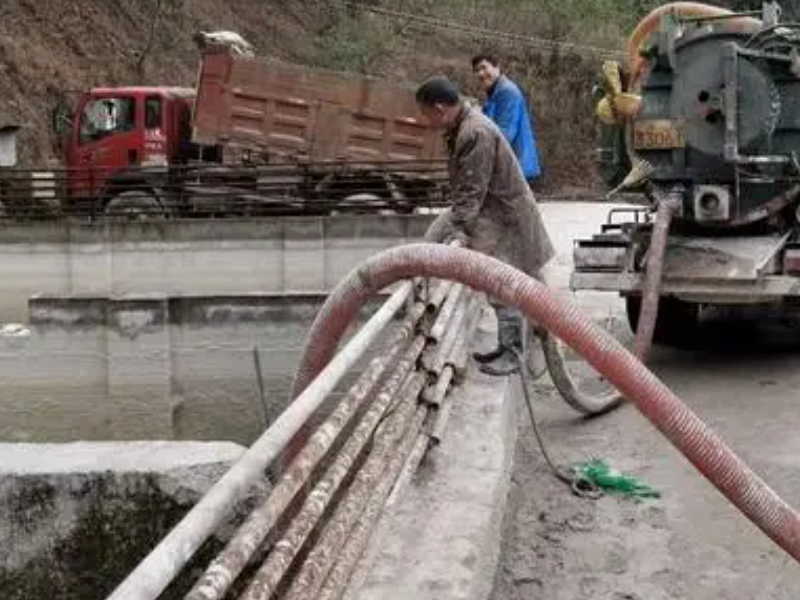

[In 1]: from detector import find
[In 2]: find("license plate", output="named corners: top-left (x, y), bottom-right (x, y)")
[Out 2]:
top-left (633, 119), bottom-right (685, 150)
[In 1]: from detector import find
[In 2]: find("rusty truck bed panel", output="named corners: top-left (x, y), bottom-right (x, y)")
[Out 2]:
top-left (192, 52), bottom-right (445, 163)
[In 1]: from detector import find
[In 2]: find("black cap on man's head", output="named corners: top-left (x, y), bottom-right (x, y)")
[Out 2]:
top-left (471, 54), bottom-right (498, 70)
top-left (415, 76), bottom-right (460, 107)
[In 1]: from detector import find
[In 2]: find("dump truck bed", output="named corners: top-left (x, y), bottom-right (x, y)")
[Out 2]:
top-left (191, 52), bottom-right (445, 164)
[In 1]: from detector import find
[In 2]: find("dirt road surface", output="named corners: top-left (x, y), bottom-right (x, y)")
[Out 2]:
top-left (491, 203), bottom-right (800, 599)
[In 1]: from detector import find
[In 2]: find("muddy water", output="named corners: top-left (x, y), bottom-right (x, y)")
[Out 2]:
top-left (0, 301), bottom-right (385, 445)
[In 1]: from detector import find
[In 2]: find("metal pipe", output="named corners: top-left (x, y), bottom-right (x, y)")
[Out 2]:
top-left (421, 364), bottom-right (454, 407)
top-left (316, 406), bottom-right (430, 600)
top-left (427, 298), bottom-right (481, 444)
top-left (240, 340), bottom-right (426, 600)
top-left (632, 196), bottom-right (680, 361)
top-left (449, 297), bottom-right (483, 381)
top-left (289, 278), bottom-right (413, 400)
top-left (432, 291), bottom-right (479, 373)
top-left (106, 282), bottom-right (413, 600)
top-left (281, 374), bottom-right (426, 600)
top-left (421, 293), bottom-right (469, 372)
top-left (281, 294), bottom-right (428, 470)
top-left (426, 279), bottom-right (454, 309)
top-left (185, 311), bottom-right (426, 600)
top-left (291, 242), bottom-right (800, 563)
top-left (428, 283), bottom-right (464, 342)
top-left (429, 392), bottom-right (455, 447)
top-left (432, 295), bottom-right (472, 372)
top-left (386, 430), bottom-right (430, 507)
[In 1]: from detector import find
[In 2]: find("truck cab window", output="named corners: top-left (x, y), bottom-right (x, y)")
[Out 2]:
top-left (79, 97), bottom-right (135, 144)
top-left (145, 96), bottom-right (162, 129)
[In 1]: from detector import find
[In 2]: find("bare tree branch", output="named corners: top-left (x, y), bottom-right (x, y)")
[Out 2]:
top-left (136, 0), bottom-right (164, 81)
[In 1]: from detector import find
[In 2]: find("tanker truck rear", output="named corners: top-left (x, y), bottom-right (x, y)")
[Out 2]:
top-left (577, 1), bottom-right (800, 345)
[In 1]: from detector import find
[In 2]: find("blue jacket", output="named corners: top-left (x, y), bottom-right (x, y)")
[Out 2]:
top-left (483, 75), bottom-right (541, 180)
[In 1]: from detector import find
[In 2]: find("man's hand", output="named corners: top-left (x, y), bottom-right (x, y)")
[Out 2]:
top-left (444, 229), bottom-right (469, 246)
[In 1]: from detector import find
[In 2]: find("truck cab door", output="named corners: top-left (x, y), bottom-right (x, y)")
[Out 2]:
top-left (67, 94), bottom-right (142, 203)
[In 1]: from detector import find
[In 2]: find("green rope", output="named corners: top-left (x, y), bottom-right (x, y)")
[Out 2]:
top-left (571, 459), bottom-right (660, 499)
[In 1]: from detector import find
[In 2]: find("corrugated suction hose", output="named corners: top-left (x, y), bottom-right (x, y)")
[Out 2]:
top-left (541, 197), bottom-right (678, 414)
top-left (292, 242), bottom-right (800, 563)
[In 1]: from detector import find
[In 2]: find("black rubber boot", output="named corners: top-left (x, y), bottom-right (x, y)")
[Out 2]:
top-left (478, 308), bottom-right (523, 376)
top-left (472, 345), bottom-right (504, 364)
top-left (472, 306), bottom-right (506, 363)
top-left (478, 348), bottom-right (520, 376)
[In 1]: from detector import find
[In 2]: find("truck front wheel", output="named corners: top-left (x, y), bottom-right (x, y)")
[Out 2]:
top-left (105, 191), bottom-right (167, 219)
top-left (625, 295), bottom-right (701, 348)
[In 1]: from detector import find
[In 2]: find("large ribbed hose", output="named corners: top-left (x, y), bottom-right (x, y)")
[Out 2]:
top-left (542, 197), bottom-right (677, 415)
top-left (627, 2), bottom-right (762, 89)
top-left (292, 243), bottom-right (800, 562)
top-left (632, 197), bottom-right (679, 362)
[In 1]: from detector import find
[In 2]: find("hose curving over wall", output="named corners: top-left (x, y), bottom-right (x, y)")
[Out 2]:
top-left (626, 2), bottom-right (762, 90)
top-left (292, 243), bottom-right (800, 563)
top-left (631, 195), bottom-right (680, 362)
top-left (543, 195), bottom-right (678, 415)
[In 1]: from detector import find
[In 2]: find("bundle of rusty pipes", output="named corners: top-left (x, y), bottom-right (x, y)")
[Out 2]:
top-left (106, 261), bottom-right (482, 600)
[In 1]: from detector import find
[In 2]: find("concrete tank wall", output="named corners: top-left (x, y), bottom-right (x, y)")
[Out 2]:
top-left (0, 294), bottom-right (387, 444)
top-left (0, 441), bottom-right (268, 600)
top-left (0, 214), bottom-right (433, 321)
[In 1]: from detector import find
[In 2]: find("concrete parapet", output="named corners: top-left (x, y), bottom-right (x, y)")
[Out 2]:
top-left (0, 214), bottom-right (433, 321)
top-left (346, 326), bottom-right (519, 600)
top-left (0, 441), bottom-right (268, 600)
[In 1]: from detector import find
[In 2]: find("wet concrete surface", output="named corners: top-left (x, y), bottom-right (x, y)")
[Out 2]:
top-left (491, 203), bottom-right (800, 599)
top-left (492, 311), bottom-right (800, 599)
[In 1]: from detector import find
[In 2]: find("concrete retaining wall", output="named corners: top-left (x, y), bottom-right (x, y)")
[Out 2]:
top-left (0, 294), bottom-right (385, 444)
top-left (0, 441), bottom-right (268, 600)
top-left (0, 215), bottom-right (432, 321)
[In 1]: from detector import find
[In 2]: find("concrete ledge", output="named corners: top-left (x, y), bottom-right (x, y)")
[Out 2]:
top-left (0, 440), bottom-right (246, 475)
top-left (0, 214), bottom-right (435, 244)
top-left (347, 331), bottom-right (519, 600)
top-left (0, 213), bottom-right (435, 321)
top-left (0, 441), bottom-right (268, 600)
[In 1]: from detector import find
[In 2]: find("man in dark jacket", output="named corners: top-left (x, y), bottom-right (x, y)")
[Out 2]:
top-left (415, 76), bottom-right (554, 375)
top-left (472, 54), bottom-right (541, 184)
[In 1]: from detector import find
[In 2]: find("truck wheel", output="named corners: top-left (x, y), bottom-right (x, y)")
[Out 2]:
top-left (105, 191), bottom-right (166, 219)
top-left (626, 296), bottom-right (701, 348)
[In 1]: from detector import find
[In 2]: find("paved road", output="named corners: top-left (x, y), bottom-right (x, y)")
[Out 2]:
top-left (491, 202), bottom-right (800, 600)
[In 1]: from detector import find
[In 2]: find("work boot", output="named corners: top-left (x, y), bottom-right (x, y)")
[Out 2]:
top-left (472, 305), bottom-right (506, 364)
top-left (478, 308), bottom-right (522, 376)
top-left (478, 348), bottom-right (520, 376)
top-left (472, 345), bottom-right (504, 364)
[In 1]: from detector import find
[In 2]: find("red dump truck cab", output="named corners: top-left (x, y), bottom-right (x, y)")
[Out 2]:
top-left (63, 86), bottom-right (195, 200)
top-left (57, 54), bottom-right (445, 217)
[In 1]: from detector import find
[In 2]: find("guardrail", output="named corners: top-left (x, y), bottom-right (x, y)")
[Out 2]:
top-left (0, 160), bottom-right (449, 220)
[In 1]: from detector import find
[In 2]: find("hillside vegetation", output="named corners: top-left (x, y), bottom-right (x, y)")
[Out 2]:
top-left (0, 0), bottom-right (772, 191)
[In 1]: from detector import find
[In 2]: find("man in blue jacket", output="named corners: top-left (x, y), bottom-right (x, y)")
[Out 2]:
top-left (472, 54), bottom-right (542, 184)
